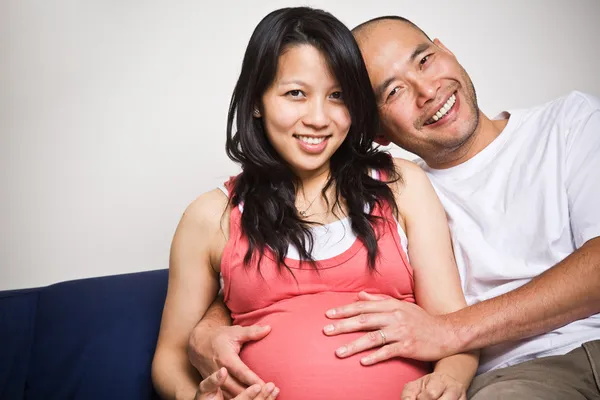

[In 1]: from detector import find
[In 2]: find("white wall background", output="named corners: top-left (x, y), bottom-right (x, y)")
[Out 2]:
top-left (2, 0), bottom-right (599, 290)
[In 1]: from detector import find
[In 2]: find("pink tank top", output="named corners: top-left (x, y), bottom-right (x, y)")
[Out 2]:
top-left (221, 176), bottom-right (430, 399)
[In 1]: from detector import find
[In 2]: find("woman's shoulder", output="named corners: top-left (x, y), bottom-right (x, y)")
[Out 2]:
top-left (388, 157), bottom-right (441, 218)
top-left (390, 157), bottom-right (430, 192)
top-left (181, 188), bottom-right (231, 234)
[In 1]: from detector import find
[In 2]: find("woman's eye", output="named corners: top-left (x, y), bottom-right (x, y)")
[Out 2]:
top-left (330, 91), bottom-right (343, 100)
top-left (388, 87), bottom-right (399, 99)
top-left (287, 90), bottom-right (303, 97)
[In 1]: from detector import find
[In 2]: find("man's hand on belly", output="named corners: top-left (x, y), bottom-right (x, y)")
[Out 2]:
top-left (188, 323), bottom-right (273, 398)
top-left (322, 291), bottom-right (460, 364)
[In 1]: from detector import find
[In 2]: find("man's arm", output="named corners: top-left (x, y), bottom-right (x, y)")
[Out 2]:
top-left (325, 95), bottom-right (600, 363)
top-left (191, 296), bottom-right (232, 333)
top-left (324, 237), bottom-right (600, 364)
top-left (450, 236), bottom-right (600, 353)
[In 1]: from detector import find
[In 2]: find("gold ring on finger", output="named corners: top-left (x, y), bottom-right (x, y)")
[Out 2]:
top-left (378, 329), bottom-right (386, 345)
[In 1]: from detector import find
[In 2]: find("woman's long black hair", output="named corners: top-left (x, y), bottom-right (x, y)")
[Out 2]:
top-left (225, 7), bottom-right (400, 272)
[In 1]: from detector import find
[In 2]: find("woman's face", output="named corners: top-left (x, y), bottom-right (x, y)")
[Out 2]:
top-left (260, 44), bottom-right (351, 178)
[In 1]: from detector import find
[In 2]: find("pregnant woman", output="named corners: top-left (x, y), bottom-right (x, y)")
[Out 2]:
top-left (152, 7), bottom-right (477, 400)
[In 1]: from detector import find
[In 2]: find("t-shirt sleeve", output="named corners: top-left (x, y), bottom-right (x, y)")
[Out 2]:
top-left (565, 93), bottom-right (600, 248)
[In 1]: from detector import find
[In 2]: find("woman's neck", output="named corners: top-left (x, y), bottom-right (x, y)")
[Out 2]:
top-left (297, 167), bottom-right (330, 196)
top-left (295, 165), bottom-right (337, 220)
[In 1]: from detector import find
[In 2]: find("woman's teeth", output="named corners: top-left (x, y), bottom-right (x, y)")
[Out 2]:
top-left (296, 136), bottom-right (326, 145)
top-left (426, 93), bottom-right (456, 125)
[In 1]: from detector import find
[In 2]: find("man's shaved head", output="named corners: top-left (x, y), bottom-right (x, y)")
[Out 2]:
top-left (350, 14), bottom-right (481, 167)
top-left (352, 16), bottom-right (432, 43)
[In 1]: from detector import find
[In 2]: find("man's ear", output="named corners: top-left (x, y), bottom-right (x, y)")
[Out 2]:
top-left (433, 38), bottom-right (455, 57)
top-left (375, 134), bottom-right (391, 147)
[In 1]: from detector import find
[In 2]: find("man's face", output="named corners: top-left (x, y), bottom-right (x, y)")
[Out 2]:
top-left (357, 21), bottom-right (479, 164)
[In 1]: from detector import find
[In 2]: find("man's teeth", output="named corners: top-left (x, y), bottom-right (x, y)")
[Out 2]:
top-left (297, 136), bottom-right (326, 145)
top-left (429, 94), bottom-right (456, 123)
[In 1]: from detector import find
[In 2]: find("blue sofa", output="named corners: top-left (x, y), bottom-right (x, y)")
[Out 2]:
top-left (0, 269), bottom-right (168, 400)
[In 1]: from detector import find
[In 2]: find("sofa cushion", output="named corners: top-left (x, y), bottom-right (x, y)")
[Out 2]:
top-left (26, 269), bottom-right (168, 400)
top-left (0, 289), bottom-right (39, 400)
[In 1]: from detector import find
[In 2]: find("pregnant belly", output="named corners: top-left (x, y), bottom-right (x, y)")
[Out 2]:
top-left (236, 292), bottom-right (430, 400)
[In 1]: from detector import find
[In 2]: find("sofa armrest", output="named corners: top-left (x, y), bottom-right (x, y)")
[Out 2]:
top-left (25, 269), bottom-right (168, 400)
top-left (0, 288), bottom-right (40, 400)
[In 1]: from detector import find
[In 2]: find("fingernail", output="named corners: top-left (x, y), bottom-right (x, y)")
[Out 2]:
top-left (361, 356), bottom-right (372, 365)
top-left (324, 324), bottom-right (334, 333)
top-left (265, 382), bottom-right (275, 393)
top-left (248, 384), bottom-right (261, 395)
top-left (326, 309), bottom-right (336, 317)
top-left (273, 387), bottom-right (280, 397)
top-left (336, 346), bottom-right (347, 356)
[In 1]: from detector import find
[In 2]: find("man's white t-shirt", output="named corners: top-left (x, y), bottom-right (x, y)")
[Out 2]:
top-left (416, 91), bottom-right (600, 374)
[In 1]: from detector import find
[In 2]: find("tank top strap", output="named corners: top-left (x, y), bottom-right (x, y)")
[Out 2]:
top-left (368, 168), bottom-right (394, 219)
top-left (219, 174), bottom-right (243, 216)
top-left (217, 175), bottom-right (235, 198)
top-left (219, 174), bottom-right (245, 302)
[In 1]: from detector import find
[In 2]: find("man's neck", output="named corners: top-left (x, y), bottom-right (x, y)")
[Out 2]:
top-left (427, 111), bottom-right (509, 169)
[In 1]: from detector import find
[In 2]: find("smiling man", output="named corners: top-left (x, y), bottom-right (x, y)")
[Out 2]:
top-left (187, 15), bottom-right (600, 400)
top-left (322, 16), bottom-right (600, 399)
top-left (354, 17), bottom-right (498, 170)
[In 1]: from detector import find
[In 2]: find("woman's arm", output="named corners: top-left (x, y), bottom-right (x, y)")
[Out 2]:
top-left (152, 189), bottom-right (230, 400)
top-left (394, 159), bottom-right (478, 396)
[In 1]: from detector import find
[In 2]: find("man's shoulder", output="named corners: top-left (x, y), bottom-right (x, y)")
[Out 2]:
top-left (535, 91), bottom-right (600, 118)
top-left (562, 90), bottom-right (600, 107)
top-left (504, 91), bottom-right (599, 133)
top-left (546, 91), bottom-right (600, 131)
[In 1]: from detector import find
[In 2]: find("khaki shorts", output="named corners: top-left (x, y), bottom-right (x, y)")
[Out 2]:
top-left (468, 340), bottom-right (600, 399)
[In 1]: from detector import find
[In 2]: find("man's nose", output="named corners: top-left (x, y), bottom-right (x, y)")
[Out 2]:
top-left (414, 78), bottom-right (441, 108)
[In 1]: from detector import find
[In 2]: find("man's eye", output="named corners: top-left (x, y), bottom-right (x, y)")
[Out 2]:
top-left (420, 55), bottom-right (431, 66)
top-left (387, 87), bottom-right (399, 99)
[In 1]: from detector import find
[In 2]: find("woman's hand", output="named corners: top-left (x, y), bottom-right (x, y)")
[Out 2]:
top-left (195, 368), bottom-right (279, 400)
top-left (401, 372), bottom-right (466, 400)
